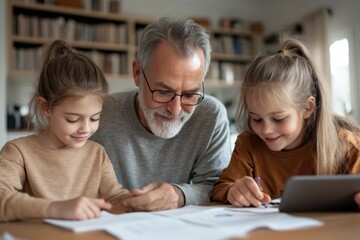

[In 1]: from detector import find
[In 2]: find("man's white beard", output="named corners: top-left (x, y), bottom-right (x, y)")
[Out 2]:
top-left (138, 84), bottom-right (194, 138)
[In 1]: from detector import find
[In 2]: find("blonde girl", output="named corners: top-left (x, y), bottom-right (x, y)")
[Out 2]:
top-left (0, 40), bottom-right (130, 222)
top-left (212, 35), bottom-right (360, 208)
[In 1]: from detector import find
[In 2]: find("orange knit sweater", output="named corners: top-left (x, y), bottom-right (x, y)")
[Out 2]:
top-left (212, 129), bottom-right (360, 203)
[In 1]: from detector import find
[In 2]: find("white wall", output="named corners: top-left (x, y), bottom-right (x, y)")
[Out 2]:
top-left (122, 0), bottom-right (260, 27)
top-left (256, 0), bottom-right (360, 37)
top-left (0, 0), bottom-right (7, 147)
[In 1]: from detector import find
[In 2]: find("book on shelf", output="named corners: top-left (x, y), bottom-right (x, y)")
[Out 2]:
top-left (206, 61), bottom-right (220, 80)
top-left (221, 62), bottom-right (235, 84)
top-left (211, 36), bottom-right (222, 53)
top-left (192, 18), bottom-right (211, 28)
top-left (57, 0), bottom-right (82, 9)
top-left (13, 47), bottom-right (41, 71)
top-left (135, 27), bottom-right (145, 46)
top-left (82, 0), bottom-right (122, 13)
top-left (15, 0), bottom-right (123, 14)
top-left (233, 37), bottom-right (242, 55)
top-left (212, 35), bottom-right (252, 56)
top-left (219, 17), bottom-right (246, 31)
top-left (14, 14), bottom-right (129, 44)
top-left (13, 0), bottom-right (56, 4)
top-left (233, 37), bottom-right (252, 55)
top-left (109, 0), bottom-right (121, 14)
top-left (221, 36), bottom-right (235, 54)
top-left (207, 61), bottom-right (250, 84)
top-left (12, 47), bottom-right (128, 76)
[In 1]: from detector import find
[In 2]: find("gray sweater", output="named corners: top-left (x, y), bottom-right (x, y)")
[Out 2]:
top-left (91, 90), bottom-right (231, 205)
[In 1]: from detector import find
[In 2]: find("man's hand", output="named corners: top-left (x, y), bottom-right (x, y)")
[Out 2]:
top-left (121, 182), bottom-right (185, 211)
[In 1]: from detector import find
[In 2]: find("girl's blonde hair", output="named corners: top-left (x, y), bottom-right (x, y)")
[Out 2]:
top-left (236, 34), bottom-right (360, 175)
top-left (28, 40), bottom-right (108, 132)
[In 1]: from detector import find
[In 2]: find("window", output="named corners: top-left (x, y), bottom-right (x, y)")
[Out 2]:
top-left (330, 38), bottom-right (352, 116)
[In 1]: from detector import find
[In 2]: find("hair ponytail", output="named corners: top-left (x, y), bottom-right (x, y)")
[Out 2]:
top-left (237, 34), bottom-right (359, 174)
top-left (28, 40), bottom-right (108, 132)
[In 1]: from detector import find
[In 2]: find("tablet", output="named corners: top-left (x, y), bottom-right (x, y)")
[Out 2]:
top-left (279, 175), bottom-right (360, 212)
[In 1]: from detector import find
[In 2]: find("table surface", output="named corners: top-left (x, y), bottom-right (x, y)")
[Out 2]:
top-left (1, 212), bottom-right (360, 240)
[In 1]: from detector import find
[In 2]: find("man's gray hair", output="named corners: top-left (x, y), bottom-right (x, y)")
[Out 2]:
top-left (137, 16), bottom-right (212, 77)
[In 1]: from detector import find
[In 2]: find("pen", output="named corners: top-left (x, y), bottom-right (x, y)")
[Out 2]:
top-left (254, 176), bottom-right (267, 208)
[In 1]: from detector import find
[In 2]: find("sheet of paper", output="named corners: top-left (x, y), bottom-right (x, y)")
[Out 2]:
top-left (105, 217), bottom-right (239, 240)
top-left (105, 205), bottom-right (322, 240)
top-left (175, 206), bottom-right (322, 230)
top-left (45, 204), bottom-right (323, 239)
top-left (154, 204), bottom-right (229, 217)
top-left (44, 211), bottom-right (156, 233)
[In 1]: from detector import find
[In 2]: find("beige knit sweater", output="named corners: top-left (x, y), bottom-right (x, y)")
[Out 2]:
top-left (0, 135), bottom-right (130, 221)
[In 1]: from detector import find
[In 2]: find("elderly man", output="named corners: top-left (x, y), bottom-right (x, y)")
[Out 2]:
top-left (92, 16), bottom-right (231, 211)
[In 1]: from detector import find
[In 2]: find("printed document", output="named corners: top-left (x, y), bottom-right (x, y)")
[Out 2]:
top-left (45, 205), bottom-right (323, 240)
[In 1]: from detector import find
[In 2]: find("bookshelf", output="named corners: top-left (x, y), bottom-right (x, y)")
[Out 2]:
top-left (7, 0), bottom-right (152, 80)
top-left (6, 0), bottom-right (153, 135)
top-left (5, 0), bottom-right (260, 135)
top-left (206, 27), bottom-right (258, 86)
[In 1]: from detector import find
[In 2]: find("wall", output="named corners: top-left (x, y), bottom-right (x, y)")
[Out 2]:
top-left (0, 1), bottom-right (7, 147)
top-left (256, 0), bottom-right (360, 122)
top-left (256, 0), bottom-right (360, 38)
top-left (122, 0), bottom-right (260, 27)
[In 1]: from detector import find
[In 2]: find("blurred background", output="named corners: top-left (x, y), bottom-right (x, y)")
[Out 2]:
top-left (1, 0), bottom-right (360, 147)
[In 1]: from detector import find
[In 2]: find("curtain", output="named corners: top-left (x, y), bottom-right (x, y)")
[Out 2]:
top-left (302, 8), bottom-right (331, 83)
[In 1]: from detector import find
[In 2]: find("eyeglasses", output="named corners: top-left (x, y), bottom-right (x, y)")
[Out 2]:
top-left (141, 68), bottom-right (205, 106)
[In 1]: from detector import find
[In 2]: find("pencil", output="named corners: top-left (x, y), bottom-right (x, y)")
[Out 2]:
top-left (254, 176), bottom-right (264, 191)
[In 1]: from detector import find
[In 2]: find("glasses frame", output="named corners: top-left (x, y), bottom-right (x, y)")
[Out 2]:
top-left (141, 68), bottom-right (205, 106)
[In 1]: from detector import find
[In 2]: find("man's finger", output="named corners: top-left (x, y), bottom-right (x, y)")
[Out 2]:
top-left (140, 183), bottom-right (159, 192)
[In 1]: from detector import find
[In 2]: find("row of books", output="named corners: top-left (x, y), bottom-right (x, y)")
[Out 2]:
top-left (12, 47), bottom-right (41, 71)
top-left (219, 18), bottom-right (248, 31)
top-left (78, 50), bottom-right (128, 75)
top-left (206, 61), bottom-right (250, 84)
top-left (12, 47), bottom-right (129, 75)
top-left (83, 0), bottom-right (122, 14)
top-left (14, 14), bottom-right (128, 44)
top-left (14, 0), bottom-right (57, 4)
top-left (12, 46), bottom-right (248, 82)
top-left (14, 0), bottom-right (122, 14)
top-left (212, 36), bottom-right (252, 56)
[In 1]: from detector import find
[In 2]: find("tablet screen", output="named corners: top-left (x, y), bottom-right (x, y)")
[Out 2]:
top-left (279, 175), bottom-right (360, 212)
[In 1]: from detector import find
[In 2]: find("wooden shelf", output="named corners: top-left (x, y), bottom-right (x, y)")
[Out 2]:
top-left (12, 36), bottom-right (133, 53)
top-left (8, 70), bottom-right (132, 82)
top-left (12, 1), bottom-right (132, 22)
top-left (211, 27), bottom-right (253, 37)
top-left (8, 0), bottom-right (259, 85)
top-left (211, 52), bottom-right (254, 62)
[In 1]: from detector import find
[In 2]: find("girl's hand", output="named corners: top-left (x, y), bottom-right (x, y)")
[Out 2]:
top-left (227, 176), bottom-right (271, 207)
top-left (109, 201), bottom-right (128, 214)
top-left (354, 192), bottom-right (360, 209)
top-left (47, 197), bottom-right (112, 220)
